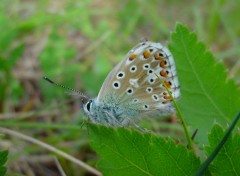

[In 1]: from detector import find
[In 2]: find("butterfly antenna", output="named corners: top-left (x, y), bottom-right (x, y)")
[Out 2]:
top-left (43, 76), bottom-right (84, 95)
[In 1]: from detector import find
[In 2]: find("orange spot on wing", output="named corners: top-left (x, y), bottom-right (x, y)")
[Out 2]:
top-left (162, 101), bottom-right (168, 104)
top-left (143, 51), bottom-right (151, 58)
top-left (164, 81), bottom-right (171, 88)
top-left (154, 54), bottom-right (163, 60)
top-left (164, 95), bottom-right (171, 100)
top-left (160, 70), bottom-right (168, 77)
top-left (160, 60), bottom-right (167, 68)
top-left (129, 54), bottom-right (137, 61)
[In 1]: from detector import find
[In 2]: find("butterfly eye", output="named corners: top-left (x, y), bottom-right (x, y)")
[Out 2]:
top-left (86, 100), bottom-right (92, 112)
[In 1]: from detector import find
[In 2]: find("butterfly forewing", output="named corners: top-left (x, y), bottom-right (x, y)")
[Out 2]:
top-left (96, 41), bottom-right (180, 116)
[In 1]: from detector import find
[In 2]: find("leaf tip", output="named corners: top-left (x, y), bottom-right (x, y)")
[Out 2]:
top-left (175, 23), bottom-right (189, 33)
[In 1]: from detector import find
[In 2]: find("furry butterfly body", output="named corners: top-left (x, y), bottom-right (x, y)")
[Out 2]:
top-left (82, 41), bottom-right (180, 126)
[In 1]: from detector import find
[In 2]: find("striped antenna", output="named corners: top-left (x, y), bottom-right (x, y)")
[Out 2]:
top-left (43, 76), bottom-right (83, 95)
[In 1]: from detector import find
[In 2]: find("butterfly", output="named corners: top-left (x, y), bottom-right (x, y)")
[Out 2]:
top-left (44, 41), bottom-right (180, 127)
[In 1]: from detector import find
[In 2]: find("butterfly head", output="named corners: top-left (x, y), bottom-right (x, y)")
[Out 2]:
top-left (82, 98), bottom-right (93, 116)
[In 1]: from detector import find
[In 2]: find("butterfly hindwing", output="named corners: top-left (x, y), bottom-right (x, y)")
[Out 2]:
top-left (96, 41), bottom-right (180, 116)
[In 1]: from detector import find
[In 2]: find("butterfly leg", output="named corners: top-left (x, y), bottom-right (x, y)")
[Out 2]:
top-left (120, 116), bottom-right (147, 132)
top-left (132, 123), bottom-right (148, 132)
top-left (85, 116), bottom-right (91, 134)
top-left (104, 111), bottom-right (125, 127)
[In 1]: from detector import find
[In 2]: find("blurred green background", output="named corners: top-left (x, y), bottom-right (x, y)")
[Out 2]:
top-left (0, 0), bottom-right (239, 175)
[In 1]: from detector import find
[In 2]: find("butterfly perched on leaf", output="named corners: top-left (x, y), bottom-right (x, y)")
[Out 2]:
top-left (45, 41), bottom-right (180, 127)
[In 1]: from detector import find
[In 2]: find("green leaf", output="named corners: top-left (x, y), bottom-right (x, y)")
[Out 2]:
top-left (206, 125), bottom-right (240, 175)
top-left (0, 29), bottom-right (18, 51)
top-left (0, 150), bottom-right (8, 176)
top-left (89, 124), bottom-right (201, 176)
top-left (0, 44), bottom-right (24, 70)
top-left (169, 24), bottom-right (240, 144)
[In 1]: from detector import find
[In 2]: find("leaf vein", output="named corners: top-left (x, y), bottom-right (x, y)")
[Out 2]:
top-left (102, 143), bottom-right (153, 176)
top-left (179, 27), bottom-right (228, 121)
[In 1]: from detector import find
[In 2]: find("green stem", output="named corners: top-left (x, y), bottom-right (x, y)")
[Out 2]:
top-left (0, 121), bottom-right (83, 131)
top-left (195, 112), bottom-right (240, 176)
top-left (156, 74), bottom-right (194, 150)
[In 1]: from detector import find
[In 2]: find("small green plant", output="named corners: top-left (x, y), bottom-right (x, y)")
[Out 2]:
top-left (88, 24), bottom-right (240, 176)
top-left (0, 150), bottom-right (8, 176)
